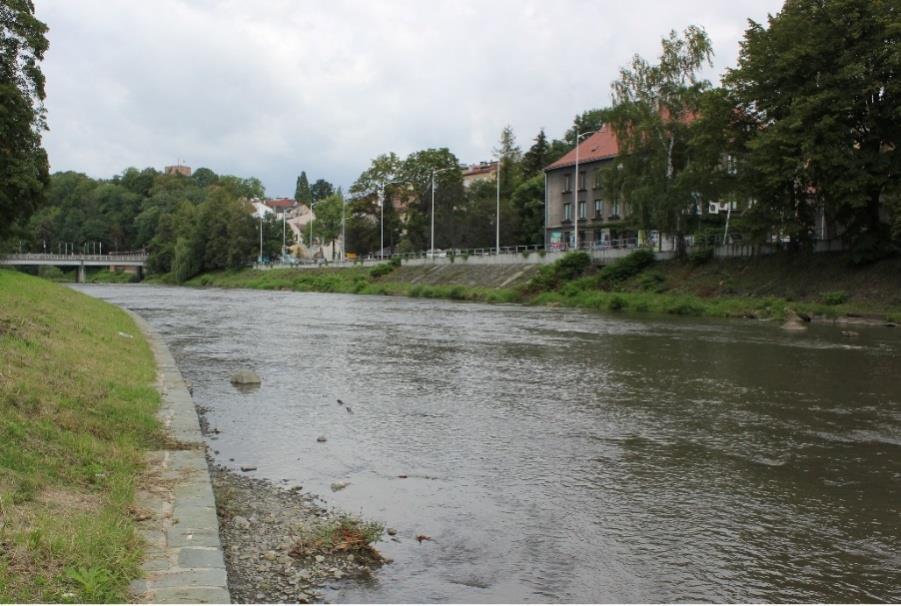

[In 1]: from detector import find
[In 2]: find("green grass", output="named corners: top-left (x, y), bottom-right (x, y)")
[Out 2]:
top-left (0, 270), bottom-right (161, 602)
top-left (181, 251), bottom-right (901, 324)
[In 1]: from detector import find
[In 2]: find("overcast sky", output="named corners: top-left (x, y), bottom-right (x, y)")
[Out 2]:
top-left (36, 0), bottom-right (783, 198)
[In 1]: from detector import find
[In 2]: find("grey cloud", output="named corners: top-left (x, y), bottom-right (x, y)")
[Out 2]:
top-left (37, 0), bottom-right (783, 197)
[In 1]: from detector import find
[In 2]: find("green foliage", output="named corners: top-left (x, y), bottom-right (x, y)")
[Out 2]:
top-left (726, 0), bottom-right (901, 255)
top-left (563, 108), bottom-right (606, 146)
top-left (65, 566), bottom-right (115, 603)
top-left (0, 0), bottom-right (50, 240)
top-left (605, 25), bottom-right (713, 255)
top-left (310, 178), bottom-right (334, 202)
top-left (597, 249), bottom-right (656, 285)
top-left (528, 252), bottom-right (591, 291)
top-left (822, 291), bottom-right (848, 305)
top-left (521, 129), bottom-right (550, 179)
top-left (294, 171), bottom-right (311, 206)
top-left (369, 262), bottom-right (396, 278)
top-left (688, 247), bottom-right (714, 265)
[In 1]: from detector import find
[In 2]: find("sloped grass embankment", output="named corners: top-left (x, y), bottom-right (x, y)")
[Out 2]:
top-left (185, 252), bottom-right (901, 323)
top-left (0, 270), bottom-right (160, 602)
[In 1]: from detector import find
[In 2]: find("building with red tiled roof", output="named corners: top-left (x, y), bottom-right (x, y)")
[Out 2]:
top-left (543, 125), bottom-right (634, 251)
top-left (461, 161), bottom-right (498, 188)
top-left (263, 198), bottom-right (299, 217)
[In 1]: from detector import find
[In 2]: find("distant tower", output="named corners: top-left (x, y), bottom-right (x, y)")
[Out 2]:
top-left (165, 160), bottom-right (192, 177)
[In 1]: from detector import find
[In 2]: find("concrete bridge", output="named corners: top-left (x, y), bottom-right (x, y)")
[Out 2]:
top-left (0, 253), bottom-right (148, 282)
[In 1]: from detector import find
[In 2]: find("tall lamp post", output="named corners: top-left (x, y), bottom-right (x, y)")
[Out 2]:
top-left (379, 180), bottom-right (404, 260)
top-left (573, 130), bottom-right (596, 250)
top-left (495, 158), bottom-right (501, 255)
top-left (430, 167), bottom-right (453, 260)
top-left (308, 201), bottom-right (316, 260)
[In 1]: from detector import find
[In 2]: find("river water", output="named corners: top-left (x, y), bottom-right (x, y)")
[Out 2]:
top-left (76, 284), bottom-right (901, 603)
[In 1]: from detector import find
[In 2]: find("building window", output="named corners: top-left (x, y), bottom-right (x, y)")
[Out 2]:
top-left (563, 174), bottom-right (572, 192)
top-left (594, 200), bottom-right (603, 217)
top-left (611, 200), bottom-right (620, 218)
top-left (725, 154), bottom-right (738, 176)
top-left (578, 201), bottom-right (587, 219)
top-left (563, 202), bottom-right (572, 221)
top-left (578, 171), bottom-right (586, 191)
top-left (594, 171), bottom-right (603, 190)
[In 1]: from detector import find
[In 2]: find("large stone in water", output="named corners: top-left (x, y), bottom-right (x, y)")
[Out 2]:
top-left (231, 370), bottom-right (261, 385)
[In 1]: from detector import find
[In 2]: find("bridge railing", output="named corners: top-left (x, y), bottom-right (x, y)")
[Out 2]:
top-left (0, 253), bottom-right (148, 263)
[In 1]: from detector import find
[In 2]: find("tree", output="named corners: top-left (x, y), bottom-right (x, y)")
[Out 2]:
top-left (726, 0), bottom-right (901, 260)
top-left (311, 178), bottom-right (334, 202)
top-left (563, 108), bottom-right (605, 146)
top-left (295, 171), bottom-right (311, 206)
top-left (192, 167), bottom-right (219, 189)
top-left (604, 25), bottom-right (714, 255)
top-left (399, 148), bottom-right (462, 250)
top-left (511, 174), bottom-right (546, 245)
top-left (311, 192), bottom-right (343, 258)
top-left (0, 0), bottom-right (49, 240)
top-left (494, 125), bottom-right (522, 199)
top-left (521, 129), bottom-right (550, 179)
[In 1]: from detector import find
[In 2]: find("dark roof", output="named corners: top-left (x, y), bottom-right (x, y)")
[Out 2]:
top-left (544, 125), bottom-right (620, 172)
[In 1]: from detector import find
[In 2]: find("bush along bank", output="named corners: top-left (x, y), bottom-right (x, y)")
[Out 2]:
top-left (0, 270), bottom-right (162, 602)
top-left (523, 250), bottom-right (901, 323)
top-left (184, 251), bottom-right (901, 324)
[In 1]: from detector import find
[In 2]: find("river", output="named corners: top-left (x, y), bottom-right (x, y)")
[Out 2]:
top-left (76, 284), bottom-right (901, 603)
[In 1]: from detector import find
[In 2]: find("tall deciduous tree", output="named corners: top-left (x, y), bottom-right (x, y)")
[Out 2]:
top-left (0, 0), bottom-right (49, 240)
top-left (726, 0), bottom-right (901, 260)
top-left (604, 25), bottom-right (713, 254)
top-left (311, 178), bottom-right (334, 202)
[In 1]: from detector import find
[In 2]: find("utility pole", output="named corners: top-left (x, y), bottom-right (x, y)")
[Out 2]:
top-left (259, 216), bottom-right (263, 264)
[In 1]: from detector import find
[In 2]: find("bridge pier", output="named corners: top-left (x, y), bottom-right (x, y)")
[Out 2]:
top-left (77, 262), bottom-right (86, 284)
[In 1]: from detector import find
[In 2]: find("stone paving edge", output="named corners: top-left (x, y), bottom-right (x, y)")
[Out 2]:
top-left (125, 309), bottom-right (231, 604)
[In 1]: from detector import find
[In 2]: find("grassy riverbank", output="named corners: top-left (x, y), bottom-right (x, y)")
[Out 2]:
top-left (0, 270), bottom-right (161, 602)
top-left (183, 252), bottom-right (901, 324)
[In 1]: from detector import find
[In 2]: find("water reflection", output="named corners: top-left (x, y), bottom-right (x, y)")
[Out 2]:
top-left (77, 284), bottom-right (901, 603)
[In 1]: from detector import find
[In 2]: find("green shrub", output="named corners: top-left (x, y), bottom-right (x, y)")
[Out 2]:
top-left (597, 249), bottom-right (655, 285)
top-left (822, 291), bottom-right (848, 305)
top-left (369, 262), bottom-right (396, 278)
top-left (636, 271), bottom-right (666, 292)
top-left (526, 252), bottom-right (591, 292)
top-left (37, 266), bottom-right (66, 281)
top-left (608, 295), bottom-right (627, 311)
top-left (688, 246), bottom-right (714, 265)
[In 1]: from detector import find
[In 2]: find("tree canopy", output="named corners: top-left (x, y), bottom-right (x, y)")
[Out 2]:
top-left (0, 0), bottom-right (49, 241)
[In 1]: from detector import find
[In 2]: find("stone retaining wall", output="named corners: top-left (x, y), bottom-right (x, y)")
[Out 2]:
top-left (126, 311), bottom-right (231, 604)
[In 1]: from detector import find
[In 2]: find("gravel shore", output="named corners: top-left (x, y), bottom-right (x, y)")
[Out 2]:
top-left (209, 463), bottom-right (387, 604)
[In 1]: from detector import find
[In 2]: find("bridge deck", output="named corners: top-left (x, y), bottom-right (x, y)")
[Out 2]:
top-left (0, 254), bottom-right (147, 267)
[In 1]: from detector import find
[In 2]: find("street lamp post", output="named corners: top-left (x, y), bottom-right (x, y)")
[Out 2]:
top-left (430, 167), bottom-right (453, 260)
top-left (496, 158), bottom-right (501, 255)
top-left (379, 180), bottom-right (404, 260)
top-left (258, 216), bottom-right (263, 264)
top-left (308, 202), bottom-right (315, 258)
top-left (573, 130), bottom-right (596, 251)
